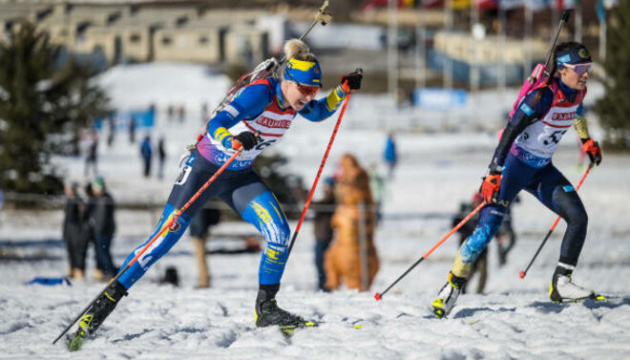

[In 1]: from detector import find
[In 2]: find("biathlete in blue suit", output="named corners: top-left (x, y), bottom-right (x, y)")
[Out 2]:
top-left (432, 42), bottom-right (604, 318)
top-left (68, 39), bottom-right (364, 348)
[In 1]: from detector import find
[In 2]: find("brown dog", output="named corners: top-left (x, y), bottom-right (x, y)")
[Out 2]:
top-left (324, 154), bottom-right (379, 291)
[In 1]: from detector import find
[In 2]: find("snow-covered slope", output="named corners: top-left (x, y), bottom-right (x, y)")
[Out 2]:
top-left (1, 63), bottom-right (629, 359)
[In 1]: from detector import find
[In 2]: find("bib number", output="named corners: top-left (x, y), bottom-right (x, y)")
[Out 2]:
top-left (175, 165), bottom-right (192, 185)
top-left (543, 130), bottom-right (567, 146)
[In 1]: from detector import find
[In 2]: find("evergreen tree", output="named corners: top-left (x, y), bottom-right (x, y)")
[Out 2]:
top-left (594, 1), bottom-right (630, 151)
top-left (0, 21), bottom-right (109, 195)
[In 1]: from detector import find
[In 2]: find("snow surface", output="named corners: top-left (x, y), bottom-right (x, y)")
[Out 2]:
top-left (1, 63), bottom-right (630, 359)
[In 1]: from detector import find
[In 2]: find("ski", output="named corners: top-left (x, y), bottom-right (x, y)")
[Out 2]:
top-left (66, 332), bottom-right (85, 352)
top-left (552, 293), bottom-right (607, 304)
top-left (279, 319), bottom-right (319, 337)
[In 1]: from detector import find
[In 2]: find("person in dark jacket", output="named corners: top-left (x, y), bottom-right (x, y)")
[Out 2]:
top-left (84, 132), bottom-right (99, 177)
top-left (63, 182), bottom-right (88, 279)
top-left (91, 177), bottom-right (117, 281)
top-left (312, 177), bottom-right (336, 291)
top-left (140, 135), bottom-right (153, 178)
top-left (82, 183), bottom-right (96, 276)
top-left (157, 136), bottom-right (166, 180)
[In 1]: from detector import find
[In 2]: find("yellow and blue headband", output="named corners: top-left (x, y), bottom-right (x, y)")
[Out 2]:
top-left (284, 58), bottom-right (322, 87)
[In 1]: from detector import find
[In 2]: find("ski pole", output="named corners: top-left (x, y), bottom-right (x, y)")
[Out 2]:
top-left (53, 149), bottom-right (242, 345)
top-left (519, 163), bottom-right (593, 279)
top-left (374, 201), bottom-right (487, 301)
top-left (286, 85), bottom-right (354, 258)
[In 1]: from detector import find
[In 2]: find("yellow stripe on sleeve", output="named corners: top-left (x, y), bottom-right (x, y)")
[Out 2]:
top-left (573, 116), bottom-right (591, 140)
top-left (213, 127), bottom-right (232, 143)
top-left (325, 86), bottom-right (347, 112)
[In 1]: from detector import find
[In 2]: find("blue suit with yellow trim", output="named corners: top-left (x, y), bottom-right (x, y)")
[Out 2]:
top-left (117, 77), bottom-right (348, 289)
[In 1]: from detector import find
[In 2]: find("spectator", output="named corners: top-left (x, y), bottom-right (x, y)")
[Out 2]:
top-left (167, 105), bottom-right (175, 123)
top-left (91, 177), bottom-right (117, 281)
top-left (325, 154), bottom-right (379, 292)
top-left (367, 163), bottom-right (386, 223)
top-left (84, 131), bottom-right (98, 178)
top-left (157, 136), bottom-right (166, 180)
top-left (140, 135), bottom-right (153, 178)
top-left (496, 196), bottom-right (519, 266)
top-left (188, 205), bottom-right (221, 288)
top-left (107, 115), bottom-right (116, 148)
top-left (178, 105), bottom-right (185, 123)
top-left (63, 182), bottom-right (88, 280)
top-left (128, 117), bottom-right (136, 144)
top-left (312, 177), bottom-right (336, 291)
top-left (383, 132), bottom-right (398, 180)
top-left (82, 182), bottom-right (96, 274)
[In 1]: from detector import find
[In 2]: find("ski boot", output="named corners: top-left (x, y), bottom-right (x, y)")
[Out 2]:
top-left (549, 267), bottom-right (602, 303)
top-left (67, 280), bottom-right (128, 351)
top-left (254, 284), bottom-right (317, 335)
top-left (432, 272), bottom-right (467, 319)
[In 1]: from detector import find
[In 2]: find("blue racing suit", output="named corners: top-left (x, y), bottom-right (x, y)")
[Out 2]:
top-left (118, 78), bottom-right (348, 288)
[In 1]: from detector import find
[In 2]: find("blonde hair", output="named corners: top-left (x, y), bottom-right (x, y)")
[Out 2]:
top-left (284, 39), bottom-right (317, 62)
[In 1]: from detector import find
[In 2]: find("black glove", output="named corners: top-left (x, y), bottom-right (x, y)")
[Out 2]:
top-left (341, 69), bottom-right (363, 92)
top-left (233, 131), bottom-right (259, 151)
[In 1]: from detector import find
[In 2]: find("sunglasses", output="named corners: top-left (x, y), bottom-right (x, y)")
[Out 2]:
top-left (285, 70), bottom-right (320, 97)
top-left (294, 83), bottom-right (320, 97)
top-left (563, 63), bottom-right (592, 75)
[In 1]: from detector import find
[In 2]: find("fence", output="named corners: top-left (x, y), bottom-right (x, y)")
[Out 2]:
top-left (0, 192), bottom-right (453, 291)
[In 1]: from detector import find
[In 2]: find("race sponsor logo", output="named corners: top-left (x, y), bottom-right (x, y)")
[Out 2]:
top-left (255, 117), bottom-right (291, 129)
top-left (224, 105), bottom-right (239, 119)
top-left (551, 112), bottom-right (575, 121)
